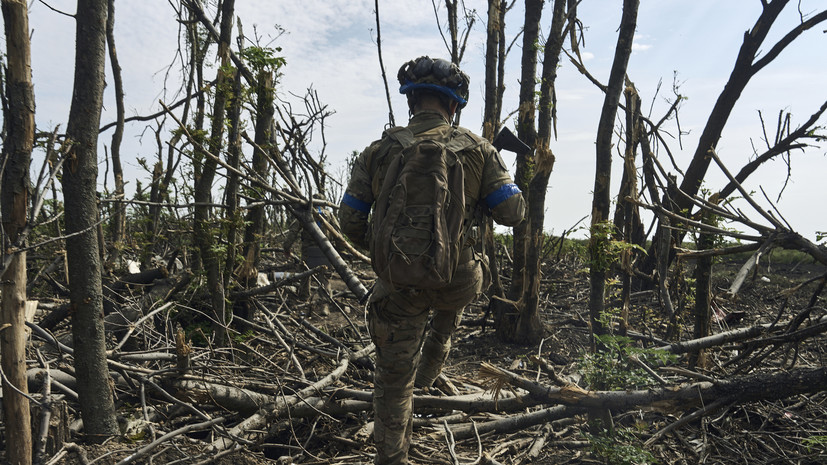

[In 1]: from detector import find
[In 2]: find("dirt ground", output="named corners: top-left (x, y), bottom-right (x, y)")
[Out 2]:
top-left (2, 253), bottom-right (826, 464)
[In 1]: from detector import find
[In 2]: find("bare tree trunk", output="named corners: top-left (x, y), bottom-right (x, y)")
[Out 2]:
top-left (482, 0), bottom-right (501, 141)
top-left (677, 0), bottom-right (787, 209)
top-left (638, 1), bottom-right (827, 281)
top-left (223, 71), bottom-right (243, 290)
top-left (519, 0), bottom-right (569, 344)
top-left (373, 0), bottom-right (395, 127)
top-left (192, 0), bottom-right (234, 344)
top-left (614, 81), bottom-right (642, 336)
top-left (63, 0), bottom-right (119, 439)
top-left (1, 1), bottom-right (34, 461)
top-left (495, 0), bottom-right (543, 342)
top-left (689, 212), bottom-right (714, 368)
top-left (241, 71), bottom-right (275, 282)
top-left (495, 1), bottom-right (506, 119)
top-left (105, 0), bottom-right (125, 266)
top-left (588, 0), bottom-right (638, 344)
top-left (584, 0), bottom-right (638, 430)
top-left (510, 0), bottom-right (542, 298)
top-left (445, 0), bottom-right (459, 62)
top-left (188, 7), bottom-right (208, 272)
top-left (481, 0), bottom-right (506, 315)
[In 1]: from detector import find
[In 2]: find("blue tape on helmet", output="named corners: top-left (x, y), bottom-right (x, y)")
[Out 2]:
top-left (399, 81), bottom-right (467, 106)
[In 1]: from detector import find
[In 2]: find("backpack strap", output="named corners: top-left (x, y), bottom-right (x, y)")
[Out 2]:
top-left (384, 126), bottom-right (416, 150)
top-left (445, 128), bottom-right (481, 153)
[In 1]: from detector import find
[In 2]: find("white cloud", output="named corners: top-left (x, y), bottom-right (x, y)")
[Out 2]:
top-left (22, 0), bottom-right (827, 240)
top-left (632, 42), bottom-right (652, 52)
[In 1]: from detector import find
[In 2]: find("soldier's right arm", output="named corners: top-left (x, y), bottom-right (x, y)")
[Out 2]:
top-left (339, 144), bottom-right (378, 250)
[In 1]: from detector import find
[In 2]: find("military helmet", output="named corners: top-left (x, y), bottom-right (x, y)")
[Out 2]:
top-left (397, 56), bottom-right (470, 109)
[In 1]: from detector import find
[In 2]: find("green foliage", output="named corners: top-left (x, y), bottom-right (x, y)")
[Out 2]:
top-left (802, 435), bottom-right (827, 454)
top-left (240, 46), bottom-right (286, 73)
top-left (694, 187), bottom-right (745, 255)
top-left (588, 222), bottom-right (646, 272)
top-left (232, 329), bottom-right (256, 344)
top-left (817, 231), bottom-right (826, 244)
top-left (586, 427), bottom-right (657, 465)
top-left (579, 309), bottom-right (676, 391)
top-left (493, 231), bottom-right (514, 250)
top-left (183, 320), bottom-right (212, 345)
top-left (767, 247), bottom-right (817, 265)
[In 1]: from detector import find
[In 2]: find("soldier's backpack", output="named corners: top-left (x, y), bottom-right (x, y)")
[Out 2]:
top-left (371, 127), bottom-right (476, 290)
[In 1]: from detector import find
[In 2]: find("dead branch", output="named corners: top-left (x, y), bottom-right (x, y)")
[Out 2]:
top-left (115, 416), bottom-right (226, 465)
top-left (480, 361), bottom-right (827, 411)
top-left (230, 266), bottom-right (325, 299)
top-left (445, 405), bottom-right (585, 442)
top-left (727, 238), bottom-right (775, 297)
top-left (210, 343), bottom-right (374, 451)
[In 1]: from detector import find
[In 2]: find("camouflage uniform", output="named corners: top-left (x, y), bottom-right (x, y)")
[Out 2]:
top-left (340, 109), bottom-right (525, 465)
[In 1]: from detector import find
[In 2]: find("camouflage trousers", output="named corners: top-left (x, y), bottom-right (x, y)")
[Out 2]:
top-left (368, 257), bottom-right (483, 465)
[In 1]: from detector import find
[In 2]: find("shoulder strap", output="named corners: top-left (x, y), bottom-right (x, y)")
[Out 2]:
top-left (445, 128), bottom-right (480, 153)
top-left (384, 126), bottom-right (416, 150)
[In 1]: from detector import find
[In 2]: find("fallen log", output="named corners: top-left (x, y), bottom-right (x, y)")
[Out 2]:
top-left (327, 387), bottom-right (541, 415)
top-left (659, 315), bottom-right (827, 354)
top-left (442, 405), bottom-right (586, 441)
top-left (167, 379), bottom-right (273, 415)
top-left (479, 362), bottom-right (827, 411)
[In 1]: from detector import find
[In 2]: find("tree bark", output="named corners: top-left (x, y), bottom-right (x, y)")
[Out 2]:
top-left (241, 71), bottom-right (275, 282)
top-left (223, 70), bottom-right (243, 290)
top-left (509, 0), bottom-right (543, 299)
top-left (676, 0), bottom-right (788, 208)
top-left (519, 0), bottom-right (569, 344)
top-left (192, 0), bottom-right (235, 344)
top-left (638, 0), bottom-right (803, 282)
top-left (587, 0), bottom-right (638, 344)
top-left (482, 0), bottom-right (501, 142)
top-left (483, 362), bottom-right (827, 411)
top-left (689, 213), bottom-right (715, 368)
top-left (62, 0), bottom-right (119, 439)
top-left (105, 0), bottom-right (126, 265)
top-left (1, 0), bottom-right (34, 461)
top-left (481, 0), bottom-right (506, 319)
top-left (495, 0), bottom-right (543, 342)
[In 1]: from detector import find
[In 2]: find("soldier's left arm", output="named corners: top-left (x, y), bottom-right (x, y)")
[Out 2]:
top-left (479, 144), bottom-right (526, 227)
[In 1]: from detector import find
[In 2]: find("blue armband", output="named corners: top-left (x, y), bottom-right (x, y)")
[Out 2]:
top-left (484, 183), bottom-right (521, 209)
top-left (342, 192), bottom-right (372, 213)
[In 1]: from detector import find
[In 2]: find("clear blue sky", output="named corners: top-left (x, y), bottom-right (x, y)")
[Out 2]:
top-left (24, 0), bottom-right (827, 242)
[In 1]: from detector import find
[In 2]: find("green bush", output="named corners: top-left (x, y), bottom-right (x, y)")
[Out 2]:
top-left (586, 427), bottom-right (657, 465)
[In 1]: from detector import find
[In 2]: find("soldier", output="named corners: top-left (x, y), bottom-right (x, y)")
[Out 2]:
top-left (339, 56), bottom-right (525, 465)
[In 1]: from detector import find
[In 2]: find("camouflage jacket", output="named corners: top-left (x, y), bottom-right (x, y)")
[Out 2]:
top-left (339, 111), bottom-right (525, 251)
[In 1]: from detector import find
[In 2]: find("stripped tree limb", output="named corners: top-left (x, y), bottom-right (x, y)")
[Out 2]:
top-left (210, 343), bottom-right (374, 451)
top-left (479, 362), bottom-right (827, 411)
top-left (442, 405), bottom-right (586, 442)
top-left (115, 416), bottom-right (226, 465)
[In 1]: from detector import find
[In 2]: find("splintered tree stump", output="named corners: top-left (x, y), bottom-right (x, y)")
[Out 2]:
top-left (32, 399), bottom-right (69, 457)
